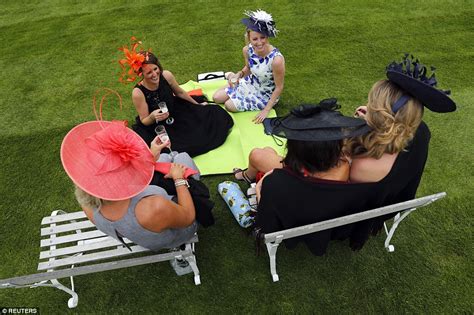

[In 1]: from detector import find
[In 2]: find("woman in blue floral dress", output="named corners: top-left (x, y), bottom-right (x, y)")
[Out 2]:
top-left (213, 10), bottom-right (285, 124)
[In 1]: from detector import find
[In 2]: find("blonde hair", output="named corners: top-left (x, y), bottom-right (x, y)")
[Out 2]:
top-left (244, 29), bottom-right (269, 45)
top-left (244, 30), bottom-right (250, 44)
top-left (349, 80), bottom-right (423, 159)
top-left (74, 185), bottom-right (102, 209)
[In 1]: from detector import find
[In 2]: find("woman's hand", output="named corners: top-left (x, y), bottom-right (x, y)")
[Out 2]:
top-left (253, 108), bottom-right (270, 124)
top-left (228, 72), bottom-right (243, 89)
top-left (354, 106), bottom-right (367, 118)
top-left (150, 136), bottom-right (170, 159)
top-left (164, 163), bottom-right (187, 180)
top-left (151, 109), bottom-right (170, 122)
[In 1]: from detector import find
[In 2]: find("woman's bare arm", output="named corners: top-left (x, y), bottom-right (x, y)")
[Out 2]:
top-left (163, 70), bottom-right (201, 105)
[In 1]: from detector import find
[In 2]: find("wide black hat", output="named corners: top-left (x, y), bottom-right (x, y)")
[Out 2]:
top-left (241, 10), bottom-right (278, 38)
top-left (263, 99), bottom-right (371, 141)
top-left (386, 54), bottom-right (456, 113)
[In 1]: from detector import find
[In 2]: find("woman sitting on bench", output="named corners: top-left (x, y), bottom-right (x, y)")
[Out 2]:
top-left (350, 54), bottom-right (456, 184)
top-left (61, 121), bottom-right (198, 253)
top-left (232, 99), bottom-right (356, 184)
top-left (254, 101), bottom-right (373, 255)
top-left (347, 54), bottom-right (456, 204)
top-left (344, 54), bottom-right (456, 240)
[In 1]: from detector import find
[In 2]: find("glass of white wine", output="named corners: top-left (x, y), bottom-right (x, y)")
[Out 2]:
top-left (158, 101), bottom-right (174, 125)
top-left (154, 125), bottom-right (171, 149)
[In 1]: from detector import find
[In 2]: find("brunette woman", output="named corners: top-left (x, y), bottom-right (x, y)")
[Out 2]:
top-left (119, 40), bottom-right (233, 156)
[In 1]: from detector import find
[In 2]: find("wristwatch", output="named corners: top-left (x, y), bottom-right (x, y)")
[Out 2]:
top-left (174, 178), bottom-right (190, 188)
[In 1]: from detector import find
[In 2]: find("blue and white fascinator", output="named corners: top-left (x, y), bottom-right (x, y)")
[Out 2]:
top-left (241, 9), bottom-right (279, 37)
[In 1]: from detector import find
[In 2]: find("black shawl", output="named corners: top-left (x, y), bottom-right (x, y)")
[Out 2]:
top-left (256, 122), bottom-right (431, 255)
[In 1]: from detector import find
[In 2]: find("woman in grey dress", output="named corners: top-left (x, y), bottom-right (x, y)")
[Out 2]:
top-left (61, 120), bottom-right (198, 253)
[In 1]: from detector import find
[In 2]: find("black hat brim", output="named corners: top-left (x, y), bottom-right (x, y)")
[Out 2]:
top-left (387, 70), bottom-right (456, 113)
top-left (241, 18), bottom-right (276, 37)
top-left (263, 111), bottom-right (371, 141)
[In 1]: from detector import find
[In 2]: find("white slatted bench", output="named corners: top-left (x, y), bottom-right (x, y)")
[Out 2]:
top-left (0, 210), bottom-right (201, 308)
top-left (262, 192), bottom-right (446, 282)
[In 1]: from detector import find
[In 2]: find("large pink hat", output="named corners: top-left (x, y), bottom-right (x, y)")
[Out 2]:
top-left (61, 121), bottom-right (155, 201)
top-left (62, 88), bottom-right (198, 200)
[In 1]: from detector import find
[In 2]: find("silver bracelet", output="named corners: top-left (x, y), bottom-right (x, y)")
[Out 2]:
top-left (174, 179), bottom-right (190, 188)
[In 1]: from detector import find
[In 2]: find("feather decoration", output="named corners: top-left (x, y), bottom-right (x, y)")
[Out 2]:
top-left (386, 54), bottom-right (451, 95)
top-left (245, 9), bottom-right (273, 23)
top-left (244, 9), bottom-right (279, 36)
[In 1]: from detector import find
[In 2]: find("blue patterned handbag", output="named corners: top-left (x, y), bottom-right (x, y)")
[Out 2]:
top-left (218, 181), bottom-right (256, 228)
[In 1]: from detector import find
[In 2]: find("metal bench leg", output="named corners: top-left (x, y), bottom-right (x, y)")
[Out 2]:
top-left (265, 241), bottom-right (281, 282)
top-left (183, 243), bottom-right (201, 285)
top-left (49, 278), bottom-right (78, 308)
top-left (46, 210), bottom-right (81, 308)
top-left (384, 208), bottom-right (416, 252)
top-left (3, 278), bottom-right (78, 308)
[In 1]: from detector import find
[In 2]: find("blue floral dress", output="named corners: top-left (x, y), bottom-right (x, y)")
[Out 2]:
top-left (226, 44), bottom-right (283, 111)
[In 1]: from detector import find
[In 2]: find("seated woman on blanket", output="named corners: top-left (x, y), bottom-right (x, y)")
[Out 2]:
top-left (119, 37), bottom-right (233, 156)
top-left (253, 102), bottom-right (373, 255)
top-left (61, 120), bottom-right (199, 254)
top-left (212, 9), bottom-right (285, 124)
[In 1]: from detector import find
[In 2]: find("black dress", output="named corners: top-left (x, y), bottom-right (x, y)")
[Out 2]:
top-left (256, 121), bottom-right (431, 255)
top-left (132, 74), bottom-right (233, 157)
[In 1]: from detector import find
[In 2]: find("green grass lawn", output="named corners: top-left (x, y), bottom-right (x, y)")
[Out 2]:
top-left (0, 0), bottom-right (473, 313)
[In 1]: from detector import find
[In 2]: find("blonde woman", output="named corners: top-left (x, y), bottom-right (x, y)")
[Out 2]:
top-left (212, 10), bottom-right (285, 123)
top-left (349, 54), bottom-right (456, 200)
top-left (61, 122), bottom-right (198, 253)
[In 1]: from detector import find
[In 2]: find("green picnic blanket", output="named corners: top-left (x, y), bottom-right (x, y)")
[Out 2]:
top-left (180, 79), bottom-right (285, 175)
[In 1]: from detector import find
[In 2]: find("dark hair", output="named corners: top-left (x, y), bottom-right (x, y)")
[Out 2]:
top-left (140, 51), bottom-right (163, 73)
top-left (283, 139), bottom-right (343, 174)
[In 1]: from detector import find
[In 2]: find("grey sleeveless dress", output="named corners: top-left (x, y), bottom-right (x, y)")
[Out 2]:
top-left (93, 152), bottom-right (199, 251)
top-left (94, 186), bottom-right (197, 251)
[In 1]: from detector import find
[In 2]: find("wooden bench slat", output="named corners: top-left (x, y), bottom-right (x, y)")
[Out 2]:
top-left (40, 220), bottom-right (95, 236)
top-left (41, 211), bottom-right (87, 225)
top-left (2, 251), bottom-right (191, 286)
top-left (37, 245), bottom-right (149, 270)
top-left (264, 192), bottom-right (446, 243)
top-left (40, 230), bottom-right (106, 247)
top-left (39, 237), bottom-right (132, 260)
top-left (40, 234), bottom-right (199, 260)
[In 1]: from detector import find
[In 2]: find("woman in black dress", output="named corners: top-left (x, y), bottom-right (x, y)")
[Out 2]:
top-left (122, 48), bottom-right (233, 157)
top-left (349, 54), bottom-right (456, 193)
top-left (254, 102), bottom-right (373, 255)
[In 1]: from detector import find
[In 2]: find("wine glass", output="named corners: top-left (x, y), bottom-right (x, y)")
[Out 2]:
top-left (158, 101), bottom-right (174, 125)
top-left (230, 73), bottom-right (239, 87)
top-left (154, 125), bottom-right (171, 149)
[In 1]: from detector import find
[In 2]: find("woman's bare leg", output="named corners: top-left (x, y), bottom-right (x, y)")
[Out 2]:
top-left (249, 147), bottom-right (283, 175)
top-left (212, 88), bottom-right (229, 104)
top-left (235, 147), bottom-right (284, 180)
top-left (212, 88), bottom-right (239, 112)
top-left (224, 99), bottom-right (238, 112)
